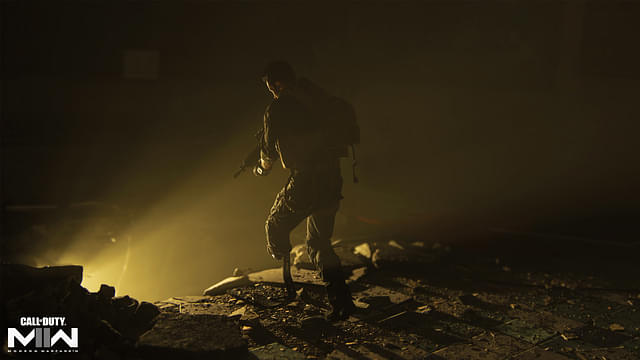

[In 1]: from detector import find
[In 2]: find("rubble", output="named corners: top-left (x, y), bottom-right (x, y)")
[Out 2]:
top-left (1, 264), bottom-right (161, 358)
top-left (5, 232), bottom-right (639, 359)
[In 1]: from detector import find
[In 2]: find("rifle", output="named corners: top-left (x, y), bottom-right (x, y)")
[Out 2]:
top-left (233, 128), bottom-right (264, 178)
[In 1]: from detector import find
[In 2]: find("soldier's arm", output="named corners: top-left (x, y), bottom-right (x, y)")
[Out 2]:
top-left (261, 107), bottom-right (279, 170)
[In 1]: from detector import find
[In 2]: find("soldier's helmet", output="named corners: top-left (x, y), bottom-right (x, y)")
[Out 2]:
top-left (262, 61), bottom-right (296, 85)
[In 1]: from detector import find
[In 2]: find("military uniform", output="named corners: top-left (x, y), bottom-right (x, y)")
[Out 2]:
top-left (261, 84), bottom-right (354, 316)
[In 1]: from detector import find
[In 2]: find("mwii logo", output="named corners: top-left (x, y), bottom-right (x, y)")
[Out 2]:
top-left (7, 317), bottom-right (79, 353)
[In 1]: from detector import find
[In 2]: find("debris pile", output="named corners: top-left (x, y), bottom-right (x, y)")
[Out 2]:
top-left (1, 264), bottom-right (251, 359)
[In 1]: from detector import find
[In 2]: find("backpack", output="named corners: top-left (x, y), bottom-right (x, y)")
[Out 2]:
top-left (295, 79), bottom-right (361, 182)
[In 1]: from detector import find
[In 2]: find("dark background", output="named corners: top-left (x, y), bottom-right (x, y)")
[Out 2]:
top-left (2, 0), bottom-right (639, 301)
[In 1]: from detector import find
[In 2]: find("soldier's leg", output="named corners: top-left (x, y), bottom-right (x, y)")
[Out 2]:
top-left (306, 202), bottom-right (341, 278)
top-left (306, 202), bottom-right (355, 320)
top-left (265, 186), bottom-right (310, 260)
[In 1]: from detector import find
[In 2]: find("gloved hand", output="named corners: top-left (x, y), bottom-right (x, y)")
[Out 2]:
top-left (266, 241), bottom-right (290, 260)
top-left (252, 163), bottom-right (271, 177)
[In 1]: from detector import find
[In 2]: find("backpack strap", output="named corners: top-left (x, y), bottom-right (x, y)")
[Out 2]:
top-left (351, 144), bottom-right (359, 184)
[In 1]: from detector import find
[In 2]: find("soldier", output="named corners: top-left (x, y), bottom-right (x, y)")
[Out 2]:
top-left (254, 61), bottom-right (356, 321)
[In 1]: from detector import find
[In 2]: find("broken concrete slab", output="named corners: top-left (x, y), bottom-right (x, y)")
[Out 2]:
top-left (178, 302), bottom-right (230, 315)
top-left (136, 313), bottom-right (247, 359)
top-left (247, 267), bottom-right (325, 286)
top-left (1, 264), bottom-right (83, 300)
top-left (249, 342), bottom-right (306, 360)
top-left (203, 275), bottom-right (252, 296)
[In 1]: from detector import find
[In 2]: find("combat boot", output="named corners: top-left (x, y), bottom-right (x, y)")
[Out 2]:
top-left (325, 280), bottom-right (356, 321)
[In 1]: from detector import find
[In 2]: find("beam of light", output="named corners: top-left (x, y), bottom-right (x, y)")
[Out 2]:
top-left (42, 133), bottom-right (282, 302)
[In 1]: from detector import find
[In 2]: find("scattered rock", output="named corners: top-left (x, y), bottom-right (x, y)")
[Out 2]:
top-left (347, 267), bottom-right (368, 284)
top-left (353, 243), bottom-right (373, 259)
top-left (228, 305), bottom-right (259, 321)
top-left (353, 299), bottom-right (370, 309)
top-left (610, 323), bottom-right (625, 332)
top-left (388, 240), bottom-right (405, 250)
top-left (203, 276), bottom-right (252, 296)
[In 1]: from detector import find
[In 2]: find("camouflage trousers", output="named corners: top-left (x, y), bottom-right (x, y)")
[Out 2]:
top-left (265, 162), bottom-right (344, 282)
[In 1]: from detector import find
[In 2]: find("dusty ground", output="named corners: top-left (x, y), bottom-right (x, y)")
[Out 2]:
top-left (154, 235), bottom-right (640, 359)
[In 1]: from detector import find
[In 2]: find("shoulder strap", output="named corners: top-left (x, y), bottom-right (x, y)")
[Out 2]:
top-left (351, 144), bottom-right (359, 184)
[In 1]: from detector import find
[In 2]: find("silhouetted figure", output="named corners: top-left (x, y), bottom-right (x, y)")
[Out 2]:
top-left (254, 61), bottom-right (356, 321)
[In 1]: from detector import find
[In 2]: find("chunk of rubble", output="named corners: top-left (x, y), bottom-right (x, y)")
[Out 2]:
top-left (203, 275), bottom-right (252, 296)
top-left (388, 240), bottom-right (405, 250)
top-left (1, 264), bottom-right (83, 298)
top-left (610, 323), bottom-right (625, 331)
top-left (347, 267), bottom-right (368, 284)
top-left (137, 313), bottom-right (247, 359)
top-left (290, 244), bottom-right (315, 270)
top-left (97, 284), bottom-right (116, 299)
top-left (228, 305), bottom-right (259, 321)
top-left (2, 264), bottom-right (159, 356)
top-left (353, 243), bottom-right (373, 259)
